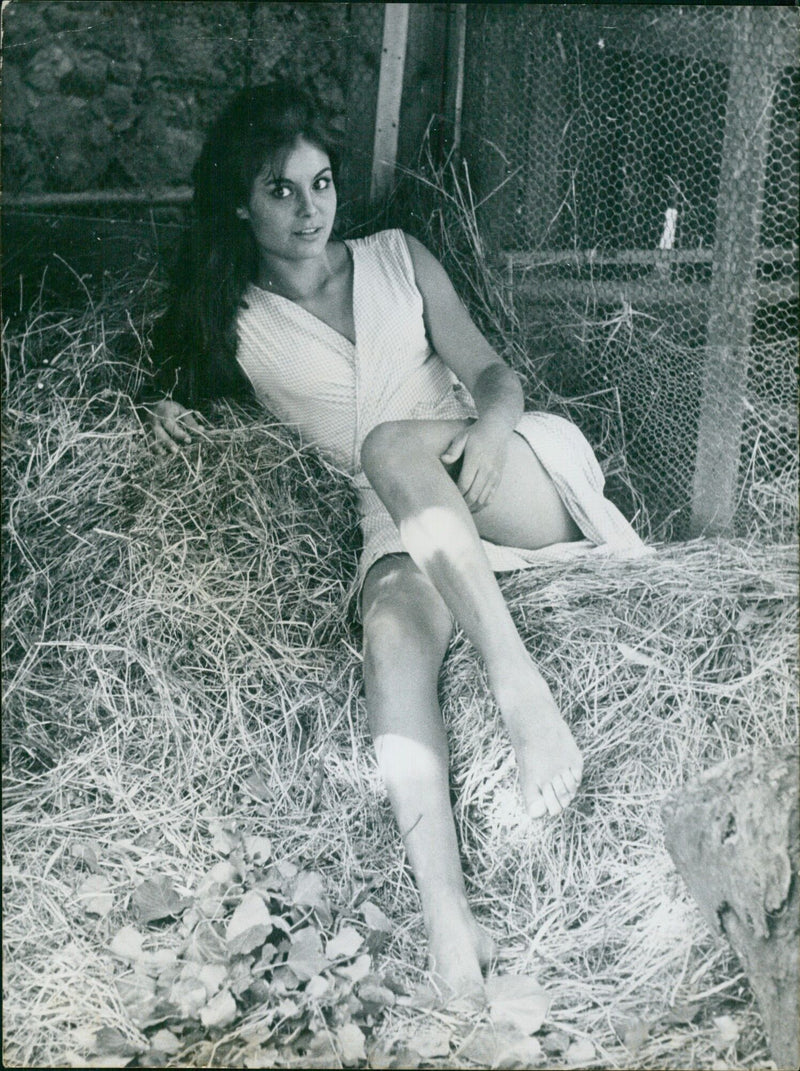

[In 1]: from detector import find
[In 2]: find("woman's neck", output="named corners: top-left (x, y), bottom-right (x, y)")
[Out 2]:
top-left (255, 242), bottom-right (341, 300)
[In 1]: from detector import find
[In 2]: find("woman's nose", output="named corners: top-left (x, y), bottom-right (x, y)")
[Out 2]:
top-left (296, 190), bottom-right (316, 217)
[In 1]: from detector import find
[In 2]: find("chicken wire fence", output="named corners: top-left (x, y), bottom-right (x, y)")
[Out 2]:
top-left (459, 4), bottom-right (798, 540)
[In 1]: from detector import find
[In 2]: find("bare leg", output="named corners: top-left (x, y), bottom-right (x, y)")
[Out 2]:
top-left (361, 419), bottom-right (583, 818)
top-left (362, 555), bottom-right (495, 998)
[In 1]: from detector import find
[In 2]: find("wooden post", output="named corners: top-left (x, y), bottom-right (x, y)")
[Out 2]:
top-left (662, 748), bottom-right (799, 1069)
top-left (396, 3), bottom-right (449, 172)
top-left (340, 4), bottom-right (385, 225)
top-left (442, 3), bottom-right (467, 162)
top-left (370, 3), bottom-right (409, 203)
top-left (689, 8), bottom-right (781, 536)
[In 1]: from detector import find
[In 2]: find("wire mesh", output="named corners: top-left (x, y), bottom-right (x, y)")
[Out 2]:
top-left (460, 4), bottom-right (798, 540)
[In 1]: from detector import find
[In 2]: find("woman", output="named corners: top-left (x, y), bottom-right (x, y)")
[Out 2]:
top-left (144, 84), bottom-right (646, 1000)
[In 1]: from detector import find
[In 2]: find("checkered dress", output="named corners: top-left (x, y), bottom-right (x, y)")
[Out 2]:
top-left (235, 229), bottom-right (647, 595)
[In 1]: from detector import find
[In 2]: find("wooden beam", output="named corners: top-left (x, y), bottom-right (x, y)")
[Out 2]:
top-left (690, 8), bottom-right (781, 537)
top-left (2, 187), bottom-right (193, 209)
top-left (509, 278), bottom-right (794, 307)
top-left (370, 3), bottom-right (409, 203)
top-left (501, 247), bottom-right (798, 269)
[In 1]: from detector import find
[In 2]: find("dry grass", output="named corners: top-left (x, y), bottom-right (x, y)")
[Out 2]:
top-left (3, 262), bottom-right (797, 1069)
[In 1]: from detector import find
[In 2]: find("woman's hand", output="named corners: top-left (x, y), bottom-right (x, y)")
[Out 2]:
top-left (441, 418), bottom-right (513, 512)
top-left (142, 399), bottom-right (204, 455)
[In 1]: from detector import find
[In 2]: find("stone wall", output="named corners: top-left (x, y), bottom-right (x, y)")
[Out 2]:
top-left (2, 1), bottom-right (378, 195)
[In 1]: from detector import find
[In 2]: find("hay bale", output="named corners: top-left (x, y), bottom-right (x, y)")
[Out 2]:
top-left (662, 747), bottom-right (799, 1068)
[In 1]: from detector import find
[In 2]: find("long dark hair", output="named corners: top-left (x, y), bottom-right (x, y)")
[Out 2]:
top-left (148, 84), bottom-right (342, 406)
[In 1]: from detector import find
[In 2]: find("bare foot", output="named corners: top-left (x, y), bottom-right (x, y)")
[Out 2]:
top-left (491, 660), bottom-right (583, 818)
top-left (425, 895), bottom-right (495, 1004)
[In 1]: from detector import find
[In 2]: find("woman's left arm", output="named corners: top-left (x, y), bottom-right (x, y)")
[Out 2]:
top-left (405, 233), bottom-right (523, 512)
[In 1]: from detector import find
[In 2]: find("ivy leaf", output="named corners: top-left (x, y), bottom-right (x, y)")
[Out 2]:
top-left (200, 988), bottom-right (238, 1029)
top-left (242, 834), bottom-right (272, 865)
top-left (150, 1029), bottom-right (181, 1055)
top-left (169, 974), bottom-right (208, 1019)
top-left (336, 1022), bottom-right (367, 1066)
top-left (486, 975), bottom-right (551, 1036)
top-left (208, 819), bottom-right (240, 856)
top-left (200, 860), bottom-right (242, 891)
top-left (133, 876), bottom-right (190, 924)
top-left (198, 962), bottom-right (227, 998)
top-left (143, 947), bottom-right (179, 976)
top-left (618, 1018), bottom-right (650, 1053)
top-left (116, 972), bottom-right (158, 1025)
top-left (286, 925), bottom-right (329, 981)
top-left (712, 1015), bottom-right (740, 1051)
top-left (93, 1026), bottom-right (143, 1058)
top-left (305, 1031), bottom-right (340, 1063)
top-left (407, 1024), bottom-right (452, 1059)
top-left (242, 1045), bottom-right (282, 1068)
top-left (229, 955), bottom-right (258, 997)
top-left (326, 925), bottom-right (363, 961)
top-left (277, 997), bottom-right (302, 1019)
top-left (243, 770), bottom-right (272, 803)
top-left (367, 1043), bottom-right (419, 1070)
top-left (109, 925), bottom-right (144, 961)
top-left (183, 918), bottom-right (229, 963)
top-left (70, 841), bottom-right (100, 872)
top-left (541, 1030), bottom-right (571, 1055)
top-left (357, 977), bottom-right (396, 1010)
top-left (360, 900), bottom-right (392, 955)
top-left (667, 1002), bottom-right (701, 1025)
top-left (306, 973), bottom-right (332, 1000)
top-left (565, 1037), bottom-right (596, 1064)
top-left (77, 874), bottom-right (114, 917)
top-left (457, 1025), bottom-right (543, 1068)
top-left (290, 870), bottom-right (332, 926)
top-left (360, 901), bottom-right (392, 932)
top-left (225, 890), bottom-right (272, 956)
top-left (336, 953), bottom-right (372, 983)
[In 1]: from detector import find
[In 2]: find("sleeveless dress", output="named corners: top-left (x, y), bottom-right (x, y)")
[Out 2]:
top-left (235, 229), bottom-right (647, 598)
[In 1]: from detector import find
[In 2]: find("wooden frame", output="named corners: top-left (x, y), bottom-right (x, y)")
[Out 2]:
top-left (369, 3), bottom-right (410, 203)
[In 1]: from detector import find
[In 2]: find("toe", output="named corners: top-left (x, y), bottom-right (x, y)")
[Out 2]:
top-left (562, 766), bottom-right (581, 794)
top-left (551, 773), bottom-right (575, 809)
top-left (541, 782), bottom-right (563, 816)
top-left (527, 789), bottom-right (549, 819)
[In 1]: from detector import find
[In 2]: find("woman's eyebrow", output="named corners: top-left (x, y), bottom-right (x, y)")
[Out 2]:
top-left (265, 167), bottom-right (332, 185)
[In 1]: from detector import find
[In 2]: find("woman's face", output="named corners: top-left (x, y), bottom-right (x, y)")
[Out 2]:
top-left (238, 137), bottom-right (336, 263)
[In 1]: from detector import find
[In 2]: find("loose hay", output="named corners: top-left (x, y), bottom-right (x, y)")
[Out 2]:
top-left (3, 274), bottom-right (797, 1069)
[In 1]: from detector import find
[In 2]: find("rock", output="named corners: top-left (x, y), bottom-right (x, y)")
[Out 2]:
top-left (26, 44), bottom-right (75, 94)
top-left (60, 52), bottom-right (108, 97)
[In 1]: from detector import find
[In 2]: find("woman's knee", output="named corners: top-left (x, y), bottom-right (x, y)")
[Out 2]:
top-left (362, 559), bottom-right (452, 676)
top-left (360, 421), bottom-right (407, 480)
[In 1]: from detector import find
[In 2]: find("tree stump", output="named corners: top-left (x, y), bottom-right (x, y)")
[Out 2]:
top-left (661, 747), bottom-right (799, 1069)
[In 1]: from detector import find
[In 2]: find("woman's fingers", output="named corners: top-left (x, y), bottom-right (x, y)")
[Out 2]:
top-left (145, 401), bottom-right (205, 455)
top-left (151, 421), bottom-right (180, 454)
top-left (165, 415), bottom-right (193, 444)
top-left (460, 462), bottom-right (500, 512)
top-left (178, 410), bottom-right (204, 434)
top-left (440, 430), bottom-right (468, 466)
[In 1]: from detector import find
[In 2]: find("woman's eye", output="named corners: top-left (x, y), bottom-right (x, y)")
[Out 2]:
top-left (314, 176), bottom-right (332, 190)
top-left (270, 185), bottom-right (291, 199)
